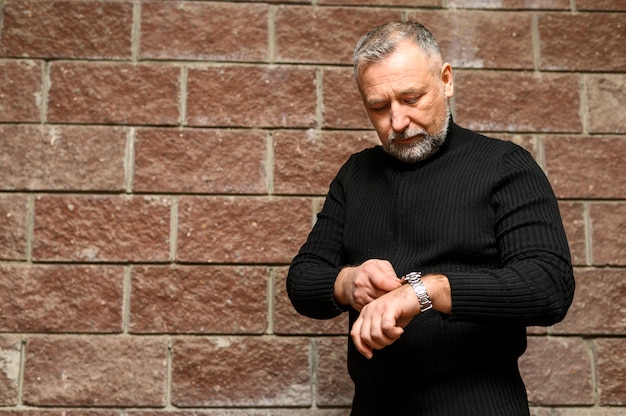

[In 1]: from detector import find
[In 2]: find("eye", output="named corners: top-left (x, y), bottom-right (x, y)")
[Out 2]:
top-left (370, 103), bottom-right (389, 113)
top-left (405, 96), bottom-right (421, 105)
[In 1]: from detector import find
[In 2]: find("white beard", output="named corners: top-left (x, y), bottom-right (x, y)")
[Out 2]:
top-left (384, 108), bottom-right (450, 163)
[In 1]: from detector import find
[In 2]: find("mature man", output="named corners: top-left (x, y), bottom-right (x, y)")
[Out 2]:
top-left (287, 21), bottom-right (574, 415)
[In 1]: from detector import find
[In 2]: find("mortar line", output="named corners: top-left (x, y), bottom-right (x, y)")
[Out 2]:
top-left (170, 197), bottom-right (179, 263)
top-left (26, 195), bottom-right (35, 263)
top-left (179, 66), bottom-right (188, 127)
top-left (131, 1), bottom-right (141, 61)
top-left (579, 74), bottom-right (590, 136)
top-left (268, 6), bottom-right (276, 64)
top-left (267, 267), bottom-right (274, 334)
top-left (583, 201), bottom-right (593, 266)
top-left (122, 266), bottom-right (132, 334)
top-left (531, 13), bottom-right (541, 73)
top-left (316, 68), bottom-right (324, 130)
top-left (266, 131), bottom-right (275, 195)
top-left (125, 128), bottom-right (135, 193)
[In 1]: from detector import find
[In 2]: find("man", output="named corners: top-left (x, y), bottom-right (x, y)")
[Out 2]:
top-left (287, 21), bottom-right (575, 415)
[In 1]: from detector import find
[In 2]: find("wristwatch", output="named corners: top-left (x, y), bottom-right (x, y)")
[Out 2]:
top-left (401, 271), bottom-right (433, 313)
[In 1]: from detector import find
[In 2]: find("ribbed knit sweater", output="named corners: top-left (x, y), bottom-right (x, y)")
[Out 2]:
top-left (287, 121), bottom-right (575, 415)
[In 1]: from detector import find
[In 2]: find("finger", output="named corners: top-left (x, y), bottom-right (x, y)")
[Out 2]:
top-left (350, 317), bottom-right (373, 359)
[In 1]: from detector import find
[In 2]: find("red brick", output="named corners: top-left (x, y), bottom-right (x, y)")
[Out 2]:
top-left (48, 62), bottom-right (180, 125)
top-left (596, 338), bottom-right (626, 404)
top-left (322, 68), bottom-right (371, 129)
top-left (0, 336), bottom-right (21, 405)
top-left (554, 409), bottom-right (626, 416)
top-left (558, 202), bottom-right (587, 266)
top-left (0, 125), bottom-right (126, 191)
top-left (130, 266), bottom-right (268, 334)
top-left (0, 412), bottom-right (118, 416)
top-left (408, 10), bottom-right (534, 69)
top-left (171, 337), bottom-right (311, 406)
top-left (316, 337), bottom-right (353, 407)
top-left (447, 0), bottom-right (570, 8)
top-left (553, 268), bottom-right (626, 335)
top-left (586, 74), bottom-right (626, 134)
top-left (275, 6), bottom-right (400, 64)
top-left (0, 60), bottom-right (42, 122)
top-left (538, 13), bottom-right (626, 71)
top-left (33, 195), bottom-right (171, 262)
top-left (0, 194), bottom-right (28, 260)
top-left (544, 136), bottom-right (626, 199)
top-left (186, 66), bottom-right (317, 128)
top-left (498, 134), bottom-right (540, 159)
top-left (519, 336), bottom-right (593, 405)
top-left (590, 203), bottom-right (626, 266)
top-left (177, 196), bottom-right (312, 264)
top-left (273, 129), bottom-right (379, 195)
top-left (22, 336), bottom-right (167, 406)
top-left (273, 267), bottom-right (348, 335)
top-left (140, 2), bottom-right (268, 61)
top-left (577, 0), bottom-right (626, 11)
top-left (455, 71), bottom-right (581, 132)
top-left (133, 128), bottom-right (268, 194)
top-left (320, 0), bottom-right (437, 6)
top-left (0, 0), bottom-right (132, 59)
top-left (0, 264), bottom-right (123, 333)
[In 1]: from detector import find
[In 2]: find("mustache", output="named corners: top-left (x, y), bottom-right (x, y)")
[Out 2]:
top-left (388, 128), bottom-right (428, 142)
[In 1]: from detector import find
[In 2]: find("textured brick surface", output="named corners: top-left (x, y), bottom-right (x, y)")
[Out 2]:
top-left (554, 268), bottom-right (626, 335)
top-left (130, 265), bottom-right (268, 334)
top-left (0, 195), bottom-right (28, 260)
top-left (520, 337), bottom-right (594, 405)
top-left (409, 10), bottom-right (534, 69)
top-left (48, 63), bottom-right (180, 125)
top-left (577, 0), bottom-right (626, 11)
top-left (447, 0), bottom-right (570, 8)
top-left (454, 71), bottom-right (581, 132)
top-left (177, 196), bottom-right (312, 263)
top-left (322, 68), bottom-right (371, 129)
top-left (33, 195), bottom-right (171, 262)
top-left (539, 13), bottom-right (626, 71)
top-left (22, 336), bottom-right (167, 406)
top-left (590, 203), bottom-right (626, 266)
top-left (557, 202), bottom-right (586, 266)
top-left (171, 337), bottom-right (311, 406)
top-left (544, 136), bottom-right (626, 199)
top-left (275, 6), bottom-right (400, 64)
top-left (140, 2), bottom-right (269, 61)
top-left (316, 337), bottom-right (353, 407)
top-left (0, 264), bottom-right (123, 333)
top-left (0, 0), bottom-right (132, 59)
top-left (1, 125), bottom-right (127, 191)
top-left (187, 66), bottom-right (317, 128)
top-left (134, 128), bottom-right (268, 194)
top-left (273, 268), bottom-right (348, 335)
top-left (0, 336), bottom-right (21, 405)
top-left (586, 75), bottom-right (626, 134)
top-left (273, 129), bottom-right (379, 195)
top-left (0, 60), bottom-right (42, 122)
top-left (596, 338), bottom-right (626, 405)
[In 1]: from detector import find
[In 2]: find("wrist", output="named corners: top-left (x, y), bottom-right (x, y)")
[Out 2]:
top-left (401, 272), bottom-right (433, 313)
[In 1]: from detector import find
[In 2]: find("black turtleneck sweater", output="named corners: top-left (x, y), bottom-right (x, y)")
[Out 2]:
top-left (287, 121), bottom-right (574, 415)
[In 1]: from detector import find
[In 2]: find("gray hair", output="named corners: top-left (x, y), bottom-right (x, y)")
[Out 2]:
top-left (353, 21), bottom-right (443, 83)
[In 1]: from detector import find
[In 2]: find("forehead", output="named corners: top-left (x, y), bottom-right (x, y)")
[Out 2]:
top-left (358, 41), bottom-right (437, 99)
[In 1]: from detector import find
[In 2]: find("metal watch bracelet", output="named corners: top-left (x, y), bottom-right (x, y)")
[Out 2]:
top-left (401, 271), bottom-right (433, 313)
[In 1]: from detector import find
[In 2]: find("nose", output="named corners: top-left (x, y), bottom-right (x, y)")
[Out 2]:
top-left (390, 103), bottom-right (410, 133)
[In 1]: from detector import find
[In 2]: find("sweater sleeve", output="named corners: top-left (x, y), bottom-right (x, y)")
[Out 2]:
top-left (286, 161), bottom-right (351, 320)
top-left (446, 147), bottom-right (575, 326)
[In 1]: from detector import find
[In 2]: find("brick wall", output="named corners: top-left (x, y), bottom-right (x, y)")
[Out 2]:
top-left (0, 0), bottom-right (625, 414)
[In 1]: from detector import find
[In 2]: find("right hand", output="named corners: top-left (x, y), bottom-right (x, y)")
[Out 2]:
top-left (334, 259), bottom-right (403, 311)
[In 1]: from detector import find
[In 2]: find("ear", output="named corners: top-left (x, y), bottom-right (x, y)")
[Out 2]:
top-left (441, 63), bottom-right (454, 98)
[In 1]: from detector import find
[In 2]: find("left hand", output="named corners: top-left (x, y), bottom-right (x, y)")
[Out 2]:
top-left (350, 283), bottom-right (420, 359)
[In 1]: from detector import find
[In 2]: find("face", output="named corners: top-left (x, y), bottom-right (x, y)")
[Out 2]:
top-left (357, 40), bottom-right (454, 163)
